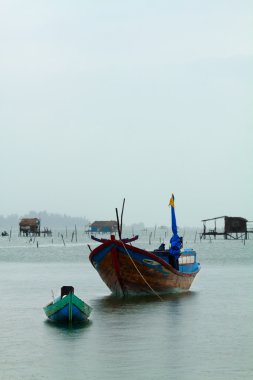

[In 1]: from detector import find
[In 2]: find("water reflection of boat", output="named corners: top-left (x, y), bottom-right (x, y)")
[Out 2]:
top-left (89, 195), bottom-right (200, 297)
top-left (43, 286), bottom-right (92, 323)
top-left (93, 291), bottom-right (196, 310)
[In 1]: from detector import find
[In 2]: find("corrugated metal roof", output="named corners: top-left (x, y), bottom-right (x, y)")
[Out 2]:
top-left (90, 220), bottom-right (117, 228)
top-left (19, 218), bottom-right (40, 226)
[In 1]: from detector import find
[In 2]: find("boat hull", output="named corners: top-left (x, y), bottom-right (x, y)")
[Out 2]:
top-left (89, 239), bottom-right (200, 297)
top-left (44, 293), bottom-right (92, 323)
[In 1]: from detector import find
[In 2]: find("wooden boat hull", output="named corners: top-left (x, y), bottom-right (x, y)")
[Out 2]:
top-left (89, 238), bottom-right (200, 297)
top-left (44, 293), bottom-right (92, 323)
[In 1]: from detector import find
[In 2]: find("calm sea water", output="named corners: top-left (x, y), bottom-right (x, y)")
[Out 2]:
top-left (0, 230), bottom-right (253, 380)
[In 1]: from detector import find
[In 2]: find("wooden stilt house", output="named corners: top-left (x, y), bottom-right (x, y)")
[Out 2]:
top-left (201, 216), bottom-right (252, 240)
top-left (89, 221), bottom-right (118, 234)
top-left (19, 218), bottom-right (41, 236)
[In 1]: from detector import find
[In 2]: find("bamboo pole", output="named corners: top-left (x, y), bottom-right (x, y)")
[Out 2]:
top-left (115, 208), bottom-right (121, 240)
top-left (120, 198), bottom-right (125, 238)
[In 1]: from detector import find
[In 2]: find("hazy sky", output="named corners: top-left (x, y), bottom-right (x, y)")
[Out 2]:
top-left (0, 0), bottom-right (252, 227)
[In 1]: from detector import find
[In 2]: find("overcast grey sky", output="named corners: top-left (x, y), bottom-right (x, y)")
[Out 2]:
top-left (0, 0), bottom-right (252, 227)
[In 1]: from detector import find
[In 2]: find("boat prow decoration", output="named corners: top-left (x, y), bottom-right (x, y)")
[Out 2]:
top-left (90, 234), bottom-right (139, 244)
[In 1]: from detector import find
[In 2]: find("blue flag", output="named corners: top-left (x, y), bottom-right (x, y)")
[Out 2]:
top-left (169, 194), bottom-right (177, 236)
top-left (168, 194), bottom-right (182, 258)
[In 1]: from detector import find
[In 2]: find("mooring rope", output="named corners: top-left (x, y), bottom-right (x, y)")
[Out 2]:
top-left (121, 241), bottom-right (164, 301)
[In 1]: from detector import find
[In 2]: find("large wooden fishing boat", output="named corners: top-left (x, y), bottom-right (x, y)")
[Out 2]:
top-left (43, 286), bottom-right (92, 323)
top-left (89, 195), bottom-right (200, 297)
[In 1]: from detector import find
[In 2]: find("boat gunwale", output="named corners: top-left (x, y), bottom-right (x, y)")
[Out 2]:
top-left (44, 293), bottom-right (92, 318)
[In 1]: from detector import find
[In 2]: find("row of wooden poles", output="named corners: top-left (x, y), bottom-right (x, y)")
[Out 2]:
top-left (3, 226), bottom-right (248, 248)
top-left (60, 224), bottom-right (78, 246)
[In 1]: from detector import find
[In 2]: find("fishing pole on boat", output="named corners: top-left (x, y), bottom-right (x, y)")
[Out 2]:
top-left (115, 198), bottom-right (125, 240)
top-left (120, 198), bottom-right (125, 238)
top-left (115, 208), bottom-right (121, 240)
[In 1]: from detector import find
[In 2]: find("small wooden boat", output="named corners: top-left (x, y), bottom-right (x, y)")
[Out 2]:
top-left (89, 195), bottom-right (200, 297)
top-left (43, 286), bottom-right (92, 323)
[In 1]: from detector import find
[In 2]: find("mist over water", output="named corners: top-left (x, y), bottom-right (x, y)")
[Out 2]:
top-left (1, 1), bottom-right (252, 378)
top-left (0, 230), bottom-right (253, 380)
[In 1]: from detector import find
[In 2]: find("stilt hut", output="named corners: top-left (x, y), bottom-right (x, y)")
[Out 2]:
top-left (19, 218), bottom-right (41, 236)
top-left (89, 221), bottom-right (118, 234)
top-left (201, 216), bottom-right (251, 240)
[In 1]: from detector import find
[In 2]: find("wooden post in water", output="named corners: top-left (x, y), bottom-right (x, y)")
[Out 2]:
top-left (149, 232), bottom-right (152, 245)
top-left (75, 224), bottom-right (77, 242)
top-left (9, 227), bottom-right (12, 242)
top-left (61, 234), bottom-right (66, 246)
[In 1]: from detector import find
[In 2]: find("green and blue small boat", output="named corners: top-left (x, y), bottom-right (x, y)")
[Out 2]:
top-left (43, 286), bottom-right (92, 323)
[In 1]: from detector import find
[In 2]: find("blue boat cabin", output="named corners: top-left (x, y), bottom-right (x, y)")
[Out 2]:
top-left (178, 248), bottom-right (199, 273)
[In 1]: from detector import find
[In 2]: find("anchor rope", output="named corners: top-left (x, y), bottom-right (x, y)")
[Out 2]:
top-left (121, 241), bottom-right (164, 301)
